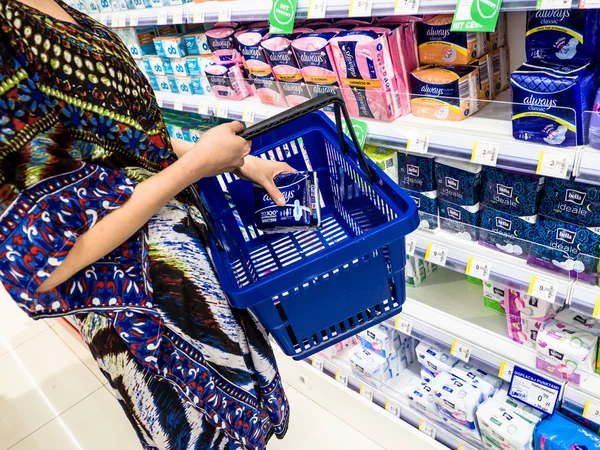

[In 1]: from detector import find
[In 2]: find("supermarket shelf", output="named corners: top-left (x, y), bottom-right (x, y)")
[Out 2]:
top-left (569, 281), bottom-right (600, 320)
top-left (91, 0), bottom-right (585, 27)
top-left (158, 92), bottom-right (577, 179)
top-left (575, 147), bottom-right (600, 187)
top-left (408, 228), bottom-right (572, 306)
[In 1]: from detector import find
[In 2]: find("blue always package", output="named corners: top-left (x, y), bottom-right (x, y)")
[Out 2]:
top-left (527, 215), bottom-right (600, 285)
top-left (435, 158), bottom-right (482, 207)
top-left (254, 172), bottom-right (322, 233)
top-left (439, 198), bottom-right (480, 241)
top-left (539, 177), bottom-right (600, 227)
top-left (406, 188), bottom-right (439, 231)
top-left (479, 206), bottom-right (537, 259)
top-left (526, 9), bottom-right (599, 63)
top-left (482, 167), bottom-right (545, 216)
top-left (398, 153), bottom-right (436, 193)
top-left (534, 412), bottom-right (600, 450)
top-left (511, 60), bottom-right (596, 147)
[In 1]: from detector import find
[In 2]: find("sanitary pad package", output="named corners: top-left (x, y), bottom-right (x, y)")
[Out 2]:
top-left (153, 34), bottom-right (187, 58)
top-left (511, 60), bottom-right (596, 147)
top-left (349, 347), bottom-right (393, 387)
top-left (539, 178), bottom-right (600, 228)
top-left (505, 288), bottom-right (555, 349)
top-left (555, 309), bottom-right (600, 334)
top-left (439, 199), bottom-right (480, 241)
top-left (292, 32), bottom-right (341, 99)
top-left (406, 188), bottom-right (439, 231)
top-left (450, 362), bottom-right (502, 398)
top-left (416, 341), bottom-right (459, 379)
top-left (536, 319), bottom-right (598, 384)
top-left (406, 255), bottom-right (427, 287)
top-left (417, 15), bottom-right (485, 66)
top-left (430, 372), bottom-right (485, 431)
top-left (476, 398), bottom-right (537, 450)
top-left (183, 32), bottom-right (211, 56)
top-left (479, 206), bottom-right (537, 259)
top-left (488, 13), bottom-right (507, 52)
top-left (491, 46), bottom-right (511, 95)
top-left (482, 167), bottom-right (545, 217)
top-left (534, 412), bottom-right (600, 450)
top-left (398, 154), bottom-right (436, 193)
top-left (356, 323), bottom-right (400, 358)
top-left (363, 145), bottom-right (398, 183)
top-left (484, 282), bottom-right (506, 315)
top-left (404, 377), bottom-right (440, 420)
top-left (436, 158), bottom-right (482, 206)
top-left (204, 63), bottom-right (252, 100)
top-left (410, 65), bottom-right (480, 121)
top-left (115, 27), bottom-right (157, 58)
top-left (254, 171), bottom-right (321, 233)
top-left (492, 388), bottom-right (544, 425)
top-left (469, 53), bottom-right (494, 104)
top-left (527, 216), bottom-right (600, 284)
top-left (206, 27), bottom-right (242, 63)
top-left (526, 9), bottom-right (599, 63)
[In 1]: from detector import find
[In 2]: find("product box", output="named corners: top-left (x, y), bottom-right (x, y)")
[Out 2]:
top-left (183, 32), bottom-right (211, 56)
top-left (479, 206), bottom-right (537, 259)
top-left (406, 255), bottom-right (427, 287)
top-left (155, 75), bottom-right (171, 92)
top-left (356, 323), bottom-right (401, 358)
top-left (404, 378), bottom-right (440, 420)
top-left (416, 341), bottom-right (459, 379)
top-left (487, 12), bottom-right (507, 52)
top-left (492, 388), bottom-right (544, 425)
top-left (476, 398), bottom-right (537, 450)
top-left (171, 58), bottom-right (189, 76)
top-left (430, 372), bottom-right (485, 431)
top-left (539, 178), bottom-right (600, 227)
top-left (483, 282), bottom-right (505, 315)
top-left (115, 27), bottom-right (158, 59)
top-left (439, 199), bottom-right (480, 241)
top-left (349, 347), bottom-right (393, 388)
top-left (491, 46), bottom-right (510, 95)
top-left (153, 34), bottom-right (187, 58)
top-left (185, 55), bottom-right (214, 76)
top-left (398, 153), bottom-right (436, 192)
top-left (364, 145), bottom-right (398, 183)
top-left (450, 361), bottom-right (502, 398)
top-left (482, 167), bottom-right (545, 217)
top-left (435, 158), bottom-right (482, 207)
top-left (469, 53), bottom-right (493, 104)
top-left (505, 288), bottom-right (555, 349)
top-left (406, 188), bottom-right (439, 231)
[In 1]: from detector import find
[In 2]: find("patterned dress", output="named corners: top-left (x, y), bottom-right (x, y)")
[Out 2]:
top-left (0, 2), bottom-right (289, 449)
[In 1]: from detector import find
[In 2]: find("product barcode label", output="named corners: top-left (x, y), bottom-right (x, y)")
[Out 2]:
top-left (359, 384), bottom-right (374, 402)
top-left (419, 420), bottom-right (437, 439)
top-left (498, 361), bottom-right (515, 382)
top-left (425, 243), bottom-right (448, 267)
top-left (349, 0), bottom-right (373, 17)
top-left (536, 150), bottom-right (570, 179)
top-left (451, 339), bottom-right (472, 363)
top-left (385, 400), bottom-right (401, 417)
top-left (172, 7), bottom-right (184, 24)
top-left (528, 275), bottom-right (558, 304)
top-left (308, 0), bottom-right (327, 18)
top-left (193, 4), bottom-right (206, 22)
top-left (242, 107), bottom-right (256, 123)
top-left (405, 236), bottom-right (417, 257)
top-left (394, 314), bottom-right (413, 336)
top-left (335, 369), bottom-right (349, 387)
top-left (466, 256), bottom-right (492, 282)
top-left (218, 3), bottom-right (232, 22)
top-left (395, 0), bottom-right (420, 14)
top-left (471, 140), bottom-right (499, 167)
top-left (536, 0), bottom-right (571, 9)
top-left (174, 98), bottom-right (184, 111)
top-left (407, 134), bottom-right (429, 154)
top-left (156, 10), bottom-right (168, 25)
top-left (311, 355), bottom-right (325, 372)
top-left (584, 399), bottom-right (600, 421)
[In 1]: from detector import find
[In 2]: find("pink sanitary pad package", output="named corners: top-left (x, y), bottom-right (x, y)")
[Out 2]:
top-left (330, 29), bottom-right (402, 121)
top-left (204, 63), bottom-right (251, 100)
top-left (505, 288), bottom-right (556, 349)
top-left (206, 27), bottom-right (242, 64)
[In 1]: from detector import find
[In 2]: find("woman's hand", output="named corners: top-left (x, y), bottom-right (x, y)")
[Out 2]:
top-left (236, 156), bottom-right (296, 207)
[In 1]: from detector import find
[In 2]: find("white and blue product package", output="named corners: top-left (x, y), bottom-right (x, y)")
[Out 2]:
top-left (476, 398), bottom-right (537, 450)
top-left (356, 323), bottom-right (400, 358)
top-left (404, 377), bottom-right (440, 420)
top-left (482, 167), bottom-right (545, 217)
top-left (534, 412), bottom-right (600, 450)
top-left (416, 341), bottom-right (459, 379)
top-left (526, 10), bottom-right (599, 63)
top-left (479, 206), bottom-right (537, 259)
top-left (430, 372), bottom-right (485, 432)
top-left (539, 177), bottom-right (600, 228)
top-left (511, 60), bottom-right (596, 147)
top-left (349, 347), bottom-right (392, 388)
top-left (450, 361), bottom-right (502, 398)
top-left (527, 216), bottom-right (600, 285)
top-left (254, 172), bottom-right (322, 234)
top-left (439, 199), bottom-right (480, 241)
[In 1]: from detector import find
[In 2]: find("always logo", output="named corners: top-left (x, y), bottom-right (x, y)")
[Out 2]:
top-left (565, 189), bottom-right (587, 206)
top-left (426, 28), bottom-right (451, 39)
top-left (556, 228), bottom-right (577, 245)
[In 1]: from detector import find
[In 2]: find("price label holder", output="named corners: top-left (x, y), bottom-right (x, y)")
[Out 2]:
top-left (114, 13), bottom-right (128, 27)
top-left (156, 10), bottom-right (168, 25)
top-left (419, 420), bottom-right (437, 439)
top-left (359, 384), bottom-right (374, 402)
top-left (450, 339), bottom-right (472, 363)
top-left (471, 140), bottom-right (499, 166)
top-left (172, 7), bottom-right (184, 24)
top-left (466, 256), bottom-right (492, 282)
top-left (406, 133), bottom-right (429, 154)
top-left (218, 3), bottom-right (232, 22)
top-left (198, 102), bottom-right (209, 116)
top-left (395, 0), bottom-right (420, 14)
top-left (536, 0), bottom-right (571, 8)
top-left (130, 11), bottom-right (139, 26)
top-left (536, 150), bottom-right (570, 179)
top-left (216, 104), bottom-right (229, 119)
top-left (583, 398), bottom-right (600, 422)
top-left (405, 236), bottom-right (417, 257)
top-left (385, 399), bottom-right (402, 418)
top-left (594, 297), bottom-right (600, 319)
top-left (425, 243), bottom-right (448, 267)
top-left (394, 314), bottom-right (413, 336)
top-left (99, 14), bottom-right (109, 26)
top-left (508, 365), bottom-right (563, 415)
top-left (580, 0), bottom-right (600, 7)
top-left (528, 275), bottom-right (558, 304)
top-left (193, 4), bottom-right (206, 23)
top-left (311, 355), bottom-right (325, 372)
top-left (335, 369), bottom-right (349, 387)
top-left (308, 0), bottom-right (327, 18)
top-left (174, 98), bottom-right (184, 111)
top-left (242, 107), bottom-right (256, 123)
top-left (349, 0), bottom-right (373, 17)
top-left (498, 361), bottom-right (515, 382)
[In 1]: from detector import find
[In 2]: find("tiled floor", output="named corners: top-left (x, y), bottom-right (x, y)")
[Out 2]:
top-left (0, 288), bottom-right (382, 450)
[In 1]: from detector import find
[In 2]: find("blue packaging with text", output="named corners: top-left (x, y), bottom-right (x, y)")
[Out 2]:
top-left (435, 158), bottom-right (482, 207)
top-left (398, 153), bottom-right (436, 193)
top-left (482, 167), bottom-right (545, 216)
top-left (439, 198), bottom-right (480, 241)
top-left (539, 178), bottom-right (600, 227)
top-left (406, 188), bottom-right (439, 231)
top-left (479, 206), bottom-right (537, 259)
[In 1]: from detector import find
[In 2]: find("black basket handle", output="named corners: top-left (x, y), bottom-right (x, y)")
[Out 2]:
top-left (239, 93), bottom-right (375, 183)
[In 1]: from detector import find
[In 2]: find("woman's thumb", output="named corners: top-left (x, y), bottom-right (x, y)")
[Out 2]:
top-left (263, 180), bottom-right (286, 207)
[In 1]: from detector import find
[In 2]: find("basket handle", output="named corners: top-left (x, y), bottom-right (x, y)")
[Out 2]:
top-left (239, 93), bottom-right (375, 183)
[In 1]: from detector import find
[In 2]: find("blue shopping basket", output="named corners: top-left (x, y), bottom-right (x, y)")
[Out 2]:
top-left (194, 94), bottom-right (419, 360)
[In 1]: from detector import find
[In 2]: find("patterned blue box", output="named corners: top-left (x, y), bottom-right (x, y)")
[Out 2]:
top-left (479, 206), bottom-right (537, 259)
top-left (482, 167), bottom-right (545, 216)
top-left (398, 153), bottom-right (436, 193)
top-left (146, 74), bottom-right (160, 92)
top-left (539, 178), bottom-right (600, 227)
top-left (162, 58), bottom-right (174, 75)
top-left (167, 76), bottom-right (179, 94)
top-left (406, 188), bottom-right (439, 231)
top-left (190, 77), bottom-right (205, 96)
top-left (439, 199), bottom-right (480, 241)
top-left (435, 158), bottom-right (482, 207)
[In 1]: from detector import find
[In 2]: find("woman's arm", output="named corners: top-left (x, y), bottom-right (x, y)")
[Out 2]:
top-left (36, 122), bottom-right (250, 292)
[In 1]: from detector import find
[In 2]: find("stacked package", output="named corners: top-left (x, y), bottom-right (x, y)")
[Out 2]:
top-left (505, 288), bottom-right (556, 349)
top-left (397, 153), bottom-right (439, 231)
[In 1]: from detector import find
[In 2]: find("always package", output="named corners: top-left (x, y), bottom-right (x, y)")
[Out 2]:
top-left (534, 412), bottom-right (600, 450)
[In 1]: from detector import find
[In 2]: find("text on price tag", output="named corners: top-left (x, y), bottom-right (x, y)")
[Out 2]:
top-left (130, 12), bottom-right (139, 26)
top-left (216, 104), bottom-right (229, 119)
top-left (395, 0), bottom-right (420, 14)
top-left (172, 7), bottom-right (184, 24)
top-left (528, 275), bottom-right (558, 304)
top-left (508, 365), bottom-right (562, 415)
top-left (308, 0), bottom-right (327, 18)
top-left (498, 361), bottom-right (515, 382)
top-left (425, 243), bottom-right (448, 267)
top-left (405, 236), bottom-right (417, 257)
top-left (536, 150), bottom-right (570, 179)
top-left (584, 398), bottom-right (600, 422)
top-left (580, 0), bottom-right (600, 7)
top-left (419, 420), bottom-right (437, 439)
top-left (311, 355), bottom-right (325, 372)
top-left (155, 94), bottom-right (164, 108)
top-left (335, 369), bottom-right (349, 386)
top-left (536, 0), bottom-right (571, 9)
top-left (359, 384), bottom-right (374, 402)
top-left (471, 140), bottom-right (499, 166)
top-left (349, 0), bottom-right (373, 17)
top-left (242, 107), bottom-right (256, 123)
top-left (174, 98), bottom-right (184, 111)
top-left (450, 339), bottom-right (472, 363)
top-left (385, 399), bottom-right (401, 417)
top-left (156, 10), bottom-right (168, 25)
top-left (99, 14), bottom-right (109, 25)
top-left (218, 3), bottom-right (232, 22)
top-left (466, 256), bottom-right (492, 282)
top-left (407, 134), bottom-right (429, 154)
top-left (193, 4), bottom-right (206, 22)
top-left (394, 314), bottom-right (413, 336)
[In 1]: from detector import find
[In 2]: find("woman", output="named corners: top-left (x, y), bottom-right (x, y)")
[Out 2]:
top-left (0, 1), bottom-right (291, 449)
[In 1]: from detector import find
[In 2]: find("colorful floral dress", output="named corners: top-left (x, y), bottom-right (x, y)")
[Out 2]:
top-left (0, 2), bottom-right (289, 449)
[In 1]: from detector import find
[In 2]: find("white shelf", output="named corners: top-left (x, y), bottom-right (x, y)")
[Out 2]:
top-left (575, 147), bottom-right (600, 187)
top-left (158, 92), bottom-right (578, 179)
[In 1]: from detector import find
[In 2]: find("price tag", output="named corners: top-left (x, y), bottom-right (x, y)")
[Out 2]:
top-left (359, 384), bottom-right (374, 402)
top-left (172, 7), bottom-right (184, 24)
top-left (174, 98), bottom-right (184, 111)
top-left (335, 369), bottom-right (349, 387)
top-left (156, 10), bottom-right (168, 25)
top-left (593, 297), bottom-right (600, 319)
top-left (466, 256), bottom-right (492, 282)
top-left (498, 361), bottom-right (515, 382)
top-left (425, 243), bottom-right (448, 267)
top-left (536, 150), bottom-right (570, 179)
top-left (405, 236), bottom-right (417, 257)
top-left (471, 140), bottom-right (499, 167)
top-left (129, 12), bottom-right (139, 26)
top-left (528, 275), bottom-right (558, 304)
top-left (198, 102), bottom-right (209, 116)
top-left (536, 0), bottom-right (571, 8)
top-left (583, 398), bottom-right (600, 421)
top-left (99, 14), bottom-right (109, 25)
top-left (311, 355), bottom-right (325, 372)
top-left (419, 420), bottom-right (437, 439)
top-left (193, 4), bottom-right (206, 23)
top-left (508, 365), bottom-right (562, 415)
top-left (218, 3), bottom-right (232, 22)
top-left (242, 107), bottom-right (256, 123)
top-left (450, 339), bottom-right (472, 363)
top-left (308, 0), bottom-right (327, 18)
top-left (216, 104), bottom-right (229, 119)
top-left (580, 0), bottom-right (600, 7)
top-left (394, 314), bottom-right (413, 336)
top-left (407, 134), bottom-right (429, 154)
top-left (115, 13), bottom-right (128, 27)
top-left (349, 0), bottom-right (373, 17)
top-left (395, 0), bottom-right (420, 14)
top-left (155, 94), bottom-right (164, 108)
top-left (385, 399), bottom-right (402, 418)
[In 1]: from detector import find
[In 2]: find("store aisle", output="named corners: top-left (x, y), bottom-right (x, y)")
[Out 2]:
top-left (0, 290), bottom-right (382, 450)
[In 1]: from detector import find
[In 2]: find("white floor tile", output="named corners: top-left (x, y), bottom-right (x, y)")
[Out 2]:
top-left (10, 388), bottom-right (143, 450)
top-left (0, 289), bottom-right (48, 357)
top-left (52, 321), bottom-right (108, 386)
top-left (268, 386), bottom-right (383, 450)
top-left (0, 329), bottom-right (103, 450)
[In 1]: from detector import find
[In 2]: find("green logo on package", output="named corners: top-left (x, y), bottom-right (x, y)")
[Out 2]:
top-left (269, 0), bottom-right (299, 35)
top-left (451, 0), bottom-right (502, 33)
top-left (342, 119), bottom-right (368, 149)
